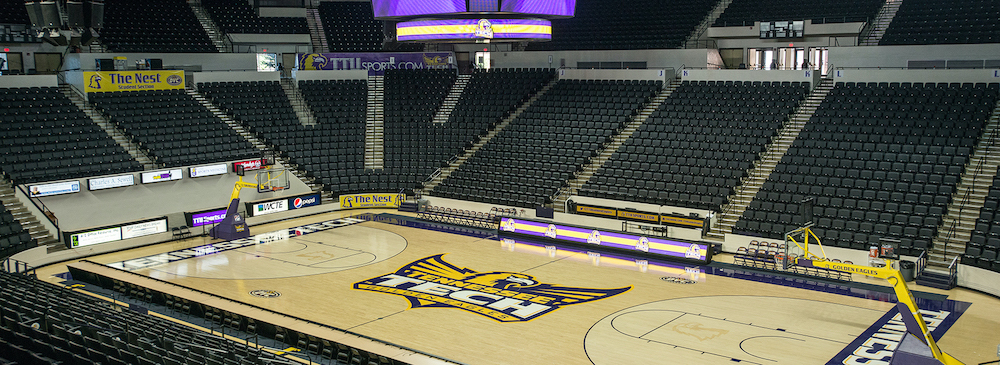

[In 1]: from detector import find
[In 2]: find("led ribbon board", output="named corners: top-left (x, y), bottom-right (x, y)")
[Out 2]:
top-left (396, 19), bottom-right (551, 42)
top-left (499, 218), bottom-right (712, 264)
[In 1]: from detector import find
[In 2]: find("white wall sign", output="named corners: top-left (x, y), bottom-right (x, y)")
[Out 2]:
top-left (121, 219), bottom-right (167, 239)
top-left (88, 174), bottom-right (135, 191)
top-left (190, 164), bottom-right (228, 178)
top-left (29, 181), bottom-right (81, 198)
top-left (252, 199), bottom-right (288, 216)
top-left (71, 227), bottom-right (122, 248)
top-left (141, 169), bottom-right (183, 184)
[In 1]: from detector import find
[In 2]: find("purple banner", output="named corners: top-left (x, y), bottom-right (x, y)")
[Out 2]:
top-left (373, 0), bottom-right (465, 18)
top-left (501, 0), bottom-right (576, 17)
top-left (499, 218), bottom-right (712, 264)
top-left (189, 209), bottom-right (228, 227)
top-left (298, 53), bottom-right (455, 76)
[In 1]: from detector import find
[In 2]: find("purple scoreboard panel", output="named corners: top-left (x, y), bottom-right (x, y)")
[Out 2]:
top-left (501, 0), bottom-right (576, 17)
top-left (499, 217), bottom-right (712, 264)
top-left (372, 0), bottom-right (466, 18)
top-left (467, 0), bottom-right (498, 12)
top-left (396, 19), bottom-right (551, 42)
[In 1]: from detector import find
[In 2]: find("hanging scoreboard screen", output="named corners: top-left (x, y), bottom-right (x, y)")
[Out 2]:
top-left (373, 0), bottom-right (576, 19)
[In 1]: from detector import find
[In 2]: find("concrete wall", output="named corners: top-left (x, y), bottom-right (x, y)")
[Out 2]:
top-left (558, 68), bottom-right (670, 82)
top-left (9, 201), bottom-right (342, 270)
top-left (193, 71), bottom-right (281, 84)
top-left (682, 69), bottom-right (821, 89)
top-left (227, 34), bottom-right (312, 55)
top-left (958, 265), bottom-right (1000, 297)
top-left (34, 161), bottom-right (312, 232)
top-left (831, 68), bottom-right (1000, 84)
top-left (828, 43), bottom-right (1000, 69)
top-left (0, 74), bottom-right (58, 88)
top-left (294, 69), bottom-right (369, 81)
top-left (64, 53), bottom-right (261, 72)
top-left (258, 7), bottom-right (307, 17)
top-left (491, 49), bottom-right (711, 70)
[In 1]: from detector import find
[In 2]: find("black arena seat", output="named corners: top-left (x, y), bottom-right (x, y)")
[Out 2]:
top-left (734, 82), bottom-right (1000, 254)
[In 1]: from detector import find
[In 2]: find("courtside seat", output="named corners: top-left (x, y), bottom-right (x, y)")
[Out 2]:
top-left (735, 82), bottom-right (1000, 253)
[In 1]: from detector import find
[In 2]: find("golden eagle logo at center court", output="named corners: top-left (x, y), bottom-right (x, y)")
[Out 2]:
top-left (353, 254), bottom-right (631, 322)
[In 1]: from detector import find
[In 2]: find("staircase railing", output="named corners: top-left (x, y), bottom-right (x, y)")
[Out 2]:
top-left (914, 249), bottom-right (926, 277)
top-left (940, 121), bottom-right (997, 260)
top-left (947, 256), bottom-right (959, 288)
top-left (16, 185), bottom-right (60, 240)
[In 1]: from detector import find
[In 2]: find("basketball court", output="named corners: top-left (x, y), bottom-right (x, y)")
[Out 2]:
top-left (33, 210), bottom-right (1000, 364)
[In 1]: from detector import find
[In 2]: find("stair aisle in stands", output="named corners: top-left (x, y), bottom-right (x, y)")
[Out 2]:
top-left (709, 78), bottom-right (835, 240)
top-left (553, 79), bottom-right (682, 212)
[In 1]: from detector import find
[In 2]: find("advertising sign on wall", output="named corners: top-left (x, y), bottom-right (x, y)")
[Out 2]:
top-left (233, 159), bottom-right (265, 172)
top-left (141, 169), bottom-right (183, 184)
top-left (84, 70), bottom-right (185, 93)
top-left (250, 199), bottom-right (288, 216)
top-left (29, 181), bottom-right (81, 198)
top-left (297, 53), bottom-right (455, 75)
top-left (339, 193), bottom-right (403, 210)
top-left (70, 226), bottom-right (122, 248)
top-left (188, 208), bottom-right (229, 227)
top-left (190, 164), bottom-right (228, 178)
top-left (121, 219), bottom-right (168, 239)
top-left (289, 194), bottom-right (321, 210)
top-left (499, 217), bottom-right (712, 264)
top-left (88, 174), bottom-right (135, 191)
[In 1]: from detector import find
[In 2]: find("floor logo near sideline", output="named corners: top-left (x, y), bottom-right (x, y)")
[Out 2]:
top-left (353, 254), bottom-right (631, 322)
top-left (107, 217), bottom-right (366, 271)
top-left (249, 290), bottom-right (281, 298)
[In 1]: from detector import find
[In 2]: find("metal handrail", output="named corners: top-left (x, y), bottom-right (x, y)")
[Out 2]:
top-left (947, 256), bottom-right (959, 287)
top-left (941, 116), bottom-right (996, 260)
top-left (16, 185), bottom-right (60, 239)
top-left (914, 249), bottom-right (927, 277)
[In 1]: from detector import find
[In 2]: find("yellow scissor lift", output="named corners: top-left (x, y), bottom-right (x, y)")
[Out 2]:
top-left (783, 225), bottom-right (963, 365)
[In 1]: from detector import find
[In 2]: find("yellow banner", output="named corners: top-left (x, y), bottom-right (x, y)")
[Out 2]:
top-left (575, 205), bottom-right (617, 217)
top-left (617, 210), bottom-right (659, 223)
top-left (84, 70), bottom-right (185, 93)
top-left (660, 215), bottom-right (703, 228)
top-left (339, 193), bottom-right (403, 210)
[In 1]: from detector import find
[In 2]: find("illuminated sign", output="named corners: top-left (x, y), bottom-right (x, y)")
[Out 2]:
top-left (499, 218), bottom-right (711, 263)
top-left (339, 193), bottom-right (403, 210)
top-left (233, 159), bottom-right (265, 172)
top-left (189, 164), bottom-right (228, 178)
top-left (189, 208), bottom-right (228, 227)
top-left (70, 227), bottom-right (122, 248)
top-left (251, 199), bottom-right (288, 216)
top-left (84, 70), bottom-right (185, 93)
top-left (141, 169), bottom-right (183, 184)
top-left (29, 181), bottom-right (81, 198)
top-left (88, 174), bottom-right (135, 191)
top-left (121, 219), bottom-right (168, 239)
top-left (396, 19), bottom-right (551, 41)
top-left (290, 194), bottom-right (321, 209)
